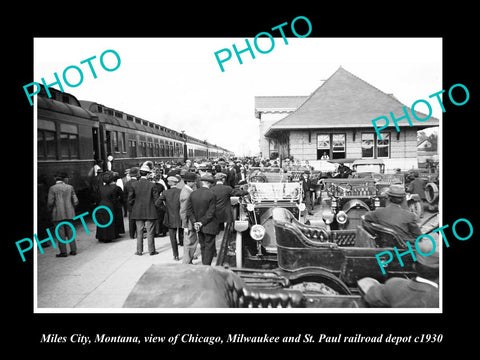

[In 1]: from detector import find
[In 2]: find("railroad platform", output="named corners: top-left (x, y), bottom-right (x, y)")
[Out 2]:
top-left (36, 217), bottom-right (223, 310)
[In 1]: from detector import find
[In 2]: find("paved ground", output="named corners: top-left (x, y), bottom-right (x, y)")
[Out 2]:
top-left (36, 217), bottom-right (222, 309)
top-left (36, 199), bottom-right (437, 310)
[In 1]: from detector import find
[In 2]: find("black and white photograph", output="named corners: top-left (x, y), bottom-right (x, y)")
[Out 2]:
top-left (7, 6), bottom-right (478, 355)
top-left (32, 37), bottom-right (443, 312)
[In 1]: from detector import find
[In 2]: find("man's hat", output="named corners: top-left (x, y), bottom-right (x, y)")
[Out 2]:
top-left (416, 235), bottom-right (439, 268)
top-left (167, 176), bottom-right (179, 184)
top-left (386, 184), bottom-right (406, 198)
top-left (139, 163), bottom-right (152, 172)
top-left (183, 172), bottom-right (197, 182)
top-left (200, 174), bottom-right (215, 183)
top-left (129, 167), bottom-right (140, 177)
top-left (214, 172), bottom-right (227, 180)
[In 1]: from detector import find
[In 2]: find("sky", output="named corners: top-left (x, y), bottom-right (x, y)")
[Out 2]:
top-left (34, 37), bottom-right (442, 156)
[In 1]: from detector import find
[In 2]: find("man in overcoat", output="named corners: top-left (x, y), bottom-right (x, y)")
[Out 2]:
top-left (186, 174), bottom-right (218, 265)
top-left (179, 171), bottom-right (198, 264)
top-left (47, 172), bottom-right (79, 257)
top-left (363, 184), bottom-right (422, 244)
top-left (128, 164), bottom-right (159, 256)
top-left (300, 170), bottom-right (314, 215)
top-left (158, 176), bottom-right (183, 260)
top-left (210, 172), bottom-right (234, 230)
top-left (360, 236), bottom-right (439, 308)
top-left (123, 167), bottom-right (139, 239)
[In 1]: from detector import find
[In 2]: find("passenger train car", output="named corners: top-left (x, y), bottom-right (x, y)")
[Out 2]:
top-left (37, 87), bottom-right (234, 211)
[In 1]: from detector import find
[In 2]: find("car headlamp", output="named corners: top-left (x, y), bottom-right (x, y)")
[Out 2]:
top-left (322, 210), bottom-right (335, 225)
top-left (298, 203), bottom-right (306, 211)
top-left (336, 211), bottom-right (348, 225)
top-left (250, 224), bottom-right (266, 241)
top-left (246, 203), bottom-right (255, 212)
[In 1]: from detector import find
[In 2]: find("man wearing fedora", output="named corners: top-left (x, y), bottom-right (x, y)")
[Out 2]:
top-left (359, 236), bottom-right (439, 307)
top-left (186, 173), bottom-right (218, 265)
top-left (179, 171), bottom-right (199, 264)
top-left (47, 172), bottom-right (79, 257)
top-left (300, 170), bottom-right (314, 215)
top-left (158, 175), bottom-right (183, 261)
top-left (128, 163), bottom-right (160, 256)
top-left (124, 167), bottom-right (139, 239)
top-left (363, 184), bottom-right (422, 244)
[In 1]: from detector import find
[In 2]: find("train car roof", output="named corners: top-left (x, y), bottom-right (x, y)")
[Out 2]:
top-left (80, 100), bottom-right (186, 140)
top-left (38, 95), bottom-right (98, 120)
top-left (79, 100), bottom-right (234, 152)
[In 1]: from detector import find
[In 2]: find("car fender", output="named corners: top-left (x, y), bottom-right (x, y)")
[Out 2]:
top-left (341, 199), bottom-right (370, 213)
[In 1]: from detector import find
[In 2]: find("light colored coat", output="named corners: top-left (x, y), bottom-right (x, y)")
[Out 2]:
top-left (47, 181), bottom-right (79, 221)
top-left (179, 184), bottom-right (194, 229)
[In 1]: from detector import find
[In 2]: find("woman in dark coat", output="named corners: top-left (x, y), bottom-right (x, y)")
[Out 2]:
top-left (96, 171), bottom-right (124, 242)
top-left (152, 169), bottom-right (167, 237)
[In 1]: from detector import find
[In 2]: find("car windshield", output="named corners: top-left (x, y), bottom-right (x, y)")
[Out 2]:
top-left (248, 182), bottom-right (301, 201)
top-left (354, 164), bottom-right (383, 173)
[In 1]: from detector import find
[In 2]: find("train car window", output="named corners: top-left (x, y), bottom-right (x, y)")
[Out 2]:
top-left (112, 131), bottom-right (119, 152)
top-left (120, 132), bottom-right (126, 153)
top-left (37, 129), bottom-right (56, 160)
top-left (38, 119), bottom-right (55, 132)
top-left (60, 133), bottom-right (79, 159)
top-left (60, 123), bottom-right (78, 134)
top-left (128, 140), bottom-right (137, 158)
top-left (148, 142), bottom-right (154, 157)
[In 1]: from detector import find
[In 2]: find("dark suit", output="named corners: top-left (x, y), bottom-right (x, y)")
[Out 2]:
top-left (210, 183), bottom-right (234, 225)
top-left (226, 168), bottom-right (237, 188)
top-left (186, 186), bottom-right (218, 265)
top-left (407, 178), bottom-right (427, 200)
top-left (124, 178), bottom-right (138, 238)
top-left (159, 187), bottom-right (183, 257)
top-left (364, 277), bottom-right (439, 308)
top-left (363, 203), bottom-right (422, 243)
top-left (300, 176), bottom-right (314, 212)
top-left (128, 177), bottom-right (159, 254)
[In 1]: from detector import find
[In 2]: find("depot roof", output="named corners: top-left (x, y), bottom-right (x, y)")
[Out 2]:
top-left (265, 67), bottom-right (440, 137)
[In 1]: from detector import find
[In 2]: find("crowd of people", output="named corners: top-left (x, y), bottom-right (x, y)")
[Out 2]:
top-left (46, 156), bottom-right (252, 265)
top-left (41, 154), bottom-right (438, 308)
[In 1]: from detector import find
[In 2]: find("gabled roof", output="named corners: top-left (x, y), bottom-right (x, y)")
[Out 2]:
top-left (265, 67), bottom-right (439, 136)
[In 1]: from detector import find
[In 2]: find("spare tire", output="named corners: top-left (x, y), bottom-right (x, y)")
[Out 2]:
top-left (425, 182), bottom-right (439, 204)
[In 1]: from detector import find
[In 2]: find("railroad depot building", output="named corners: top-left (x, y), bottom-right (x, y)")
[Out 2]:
top-left (255, 67), bottom-right (439, 171)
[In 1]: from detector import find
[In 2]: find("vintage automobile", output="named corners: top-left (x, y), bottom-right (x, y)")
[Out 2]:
top-left (123, 262), bottom-right (367, 308)
top-left (213, 206), bottom-right (435, 307)
top-left (228, 181), bottom-right (305, 269)
top-left (351, 158), bottom-right (385, 179)
top-left (272, 207), bottom-right (417, 291)
top-left (351, 159), bottom-right (424, 218)
top-left (319, 178), bottom-right (381, 230)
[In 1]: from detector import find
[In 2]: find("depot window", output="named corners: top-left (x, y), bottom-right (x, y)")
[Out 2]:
top-left (317, 133), bottom-right (345, 160)
top-left (361, 132), bottom-right (390, 158)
